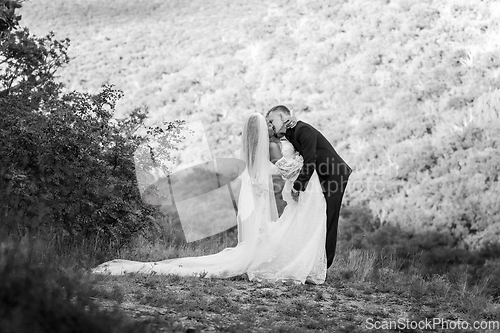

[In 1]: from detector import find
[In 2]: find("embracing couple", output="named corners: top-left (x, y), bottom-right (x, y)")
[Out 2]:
top-left (93, 105), bottom-right (352, 285)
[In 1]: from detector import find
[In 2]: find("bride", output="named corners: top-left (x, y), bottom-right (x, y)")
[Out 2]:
top-left (93, 113), bottom-right (327, 284)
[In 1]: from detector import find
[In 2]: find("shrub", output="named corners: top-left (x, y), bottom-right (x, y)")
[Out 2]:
top-left (0, 3), bottom-right (186, 248)
top-left (0, 241), bottom-right (143, 333)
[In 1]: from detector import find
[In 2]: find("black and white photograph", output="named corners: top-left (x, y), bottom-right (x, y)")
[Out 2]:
top-left (1, 0), bottom-right (500, 332)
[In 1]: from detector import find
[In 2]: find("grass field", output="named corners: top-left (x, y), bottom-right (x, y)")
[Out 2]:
top-left (19, 0), bottom-right (277, 121)
top-left (2, 233), bottom-right (498, 332)
top-left (87, 235), bottom-right (499, 332)
top-left (91, 247), bottom-right (500, 332)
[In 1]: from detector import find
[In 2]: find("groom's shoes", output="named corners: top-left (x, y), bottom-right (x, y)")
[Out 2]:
top-left (305, 276), bottom-right (318, 285)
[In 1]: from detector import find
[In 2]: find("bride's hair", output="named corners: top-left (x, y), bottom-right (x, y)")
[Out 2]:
top-left (241, 113), bottom-right (269, 176)
top-left (245, 116), bottom-right (259, 166)
top-left (239, 112), bottom-right (279, 228)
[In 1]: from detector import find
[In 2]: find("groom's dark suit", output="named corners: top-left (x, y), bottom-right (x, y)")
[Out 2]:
top-left (285, 121), bottom-right (352, 268)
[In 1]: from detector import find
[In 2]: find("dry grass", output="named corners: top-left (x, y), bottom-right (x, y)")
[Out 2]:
top-left (90, 243), bottom-right (500, 332)
top-left (2, 234), bottom-right (499, 332)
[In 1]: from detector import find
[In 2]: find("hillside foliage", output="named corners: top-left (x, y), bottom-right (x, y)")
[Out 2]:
top-left (18, 0), bottom-right (500, 250)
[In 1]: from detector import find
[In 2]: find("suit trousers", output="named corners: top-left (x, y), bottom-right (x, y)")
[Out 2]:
top-left (323, 176), bottom-right (349, 269)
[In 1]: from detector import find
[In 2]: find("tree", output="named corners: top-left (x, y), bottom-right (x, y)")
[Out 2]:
top-left (0, 0), bottom-right (21, 35)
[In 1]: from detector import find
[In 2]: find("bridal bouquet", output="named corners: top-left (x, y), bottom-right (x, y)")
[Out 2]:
top-left (275, 154), bottom-right (303, 182)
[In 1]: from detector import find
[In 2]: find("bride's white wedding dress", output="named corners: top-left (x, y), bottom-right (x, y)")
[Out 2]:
top-left (246, 138), bottom-right (326, 284)
top-left (93, 113), bottom-right (327, 284)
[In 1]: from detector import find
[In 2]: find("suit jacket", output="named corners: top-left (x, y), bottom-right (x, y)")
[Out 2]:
top-left (285, 121), bottom-right (352, 194)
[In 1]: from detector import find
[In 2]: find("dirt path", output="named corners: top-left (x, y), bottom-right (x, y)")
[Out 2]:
top-left (94, 275), bottom-right (432, 333)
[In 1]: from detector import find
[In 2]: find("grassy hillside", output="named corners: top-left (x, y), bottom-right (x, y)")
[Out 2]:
top-left (19, 0), bottom-right (500, 250)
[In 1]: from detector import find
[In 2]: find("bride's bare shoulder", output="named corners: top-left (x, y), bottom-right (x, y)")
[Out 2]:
top-left (269, 141), bottom-right (282, 163)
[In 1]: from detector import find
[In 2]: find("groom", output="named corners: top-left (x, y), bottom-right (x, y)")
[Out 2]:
top-left (266, 105), bottom-right (352, 269)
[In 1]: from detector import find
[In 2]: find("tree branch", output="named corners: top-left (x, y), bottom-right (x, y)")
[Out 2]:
top-left (0, 76), bottom-right (44, 97)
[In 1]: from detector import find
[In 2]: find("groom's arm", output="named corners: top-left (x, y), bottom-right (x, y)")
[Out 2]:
top-left (293, 126), bottom-right (317, 192)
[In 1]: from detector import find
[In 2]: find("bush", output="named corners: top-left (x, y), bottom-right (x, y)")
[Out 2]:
top-left (0, 3), bottom-right (186, 248)
top-left (472, 260), bottom-right (500, 300)
top-left (0, 242), bottom-right (143, 333)
top-left (338, 205), bottom-right (379, 251)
